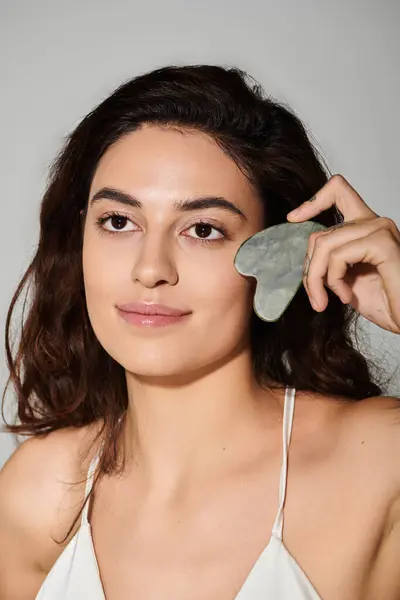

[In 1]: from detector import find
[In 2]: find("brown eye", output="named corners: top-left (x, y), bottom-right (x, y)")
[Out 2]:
top-left (98, 213), bottom-right (138, 233)
top-left (184, 222), bottom-right (225, 241)
top-left (195, 224), bottom-right (213, 238)
top-left (110, 216), bottom-right (128, 230)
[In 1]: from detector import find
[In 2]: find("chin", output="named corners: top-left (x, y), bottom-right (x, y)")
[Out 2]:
top-left (108, 340), bottom-right (245, 385)
top-left (101, 338), bottom-right (198, 379)
top-left (98, 337), bottom-right (225, 383)
top-left (122, 361), bottom-right (220, 386)
top-left (90, 314), bottom-right (247, 382)
top-left (125, 360), bottom-right (188, 379)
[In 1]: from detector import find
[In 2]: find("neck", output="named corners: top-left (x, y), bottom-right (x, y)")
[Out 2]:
top-left (123, 348), bottom-right (284, 498)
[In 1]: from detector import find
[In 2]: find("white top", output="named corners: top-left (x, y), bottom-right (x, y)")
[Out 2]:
top-left (35, 386), bottom-right (322, 599)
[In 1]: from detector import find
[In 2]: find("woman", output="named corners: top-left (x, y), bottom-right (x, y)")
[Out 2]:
top-left (0, 64), bottom-right (399, 600)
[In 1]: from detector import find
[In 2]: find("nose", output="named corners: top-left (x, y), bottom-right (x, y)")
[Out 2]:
top-left (131, 231), bottom-right (178, 288)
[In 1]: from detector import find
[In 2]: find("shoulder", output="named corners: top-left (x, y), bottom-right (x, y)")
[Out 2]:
top-left (345, 394), bottom-right (400, 448)
top-left (334, 393), bottom-right (400, 478)
top-left (354, 396), bottom-right (400, 600)
top-left (344, 395), bottom-right (400, 598)
top-left (294, 389), bottom-right (400, 497)
top-left (350, 394), bottom-right (400, 510)
top-left (0, 421), bottom-right (102, 597)
top-left (296, 391), bottom-right (400, 597)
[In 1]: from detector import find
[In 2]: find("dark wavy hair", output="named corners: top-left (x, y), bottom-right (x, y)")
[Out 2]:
top-left (1, 64), bottom-right (390, 543)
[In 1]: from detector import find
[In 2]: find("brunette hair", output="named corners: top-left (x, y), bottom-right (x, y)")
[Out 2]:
top-left (1, 64), bottom-right (391, 543)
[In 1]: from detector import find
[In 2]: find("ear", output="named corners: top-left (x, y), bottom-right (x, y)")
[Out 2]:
top-left (234, 221), bottom-right (327, 322)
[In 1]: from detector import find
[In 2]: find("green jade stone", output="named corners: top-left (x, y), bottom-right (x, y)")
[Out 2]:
top-left (234, 221), bottom-right (327, 322)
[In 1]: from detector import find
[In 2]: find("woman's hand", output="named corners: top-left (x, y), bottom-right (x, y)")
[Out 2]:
top-left (286, 174), bottom-right (400, 334)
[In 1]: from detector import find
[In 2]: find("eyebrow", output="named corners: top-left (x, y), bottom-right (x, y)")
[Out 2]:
top-left (89, 187), bottom-right (247, 221)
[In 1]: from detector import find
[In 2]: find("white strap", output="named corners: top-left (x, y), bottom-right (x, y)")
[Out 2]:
top-left (81, 449), bottom-right (101, 526)
top-left (271, 386), bottom-right (295, 540)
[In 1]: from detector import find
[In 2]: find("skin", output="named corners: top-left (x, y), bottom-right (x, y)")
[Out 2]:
top-left (1, 125), bottom-right (400, 600)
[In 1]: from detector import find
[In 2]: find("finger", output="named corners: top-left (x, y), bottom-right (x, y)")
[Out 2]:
top-left (327, 230), bottom-right (400, 318)
top-left (303, 218), bottom-right (387, 308)
top-left (308, 229), bottom-right (400, 312)
top-left (287, 174), bottom-right (378, 223)
top-left (306, 217), bottom-right (400, 275)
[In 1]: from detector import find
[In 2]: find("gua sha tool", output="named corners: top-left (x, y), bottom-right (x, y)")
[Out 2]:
top-left (234, 221), bottom-right (328, 322)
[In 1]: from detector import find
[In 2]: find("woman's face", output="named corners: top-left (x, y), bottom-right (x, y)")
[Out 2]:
top-left (83, 125), bottom-right (264, 379)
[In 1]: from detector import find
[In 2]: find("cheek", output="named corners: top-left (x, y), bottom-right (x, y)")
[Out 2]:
top-left (82, 233), bottom-right (127, 313)
top-left (185, 255), bottom-right (255, 361)
top-left (191, 253), bottom-right (254, 318)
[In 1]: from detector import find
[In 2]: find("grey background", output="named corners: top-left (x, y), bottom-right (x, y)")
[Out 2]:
top-left (1, 0), bottom-right (399, 466)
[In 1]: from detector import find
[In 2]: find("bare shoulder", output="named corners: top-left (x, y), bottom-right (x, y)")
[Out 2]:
top-left (298, 388), bottom-right (400, 446)
top-left (347, 393), bottom-right (400, 502)
top-left (341, 394), bottom-right (400, 599)
top-left (349, 393), bottom-right (400, 422)
top-left (0, 421), bottom-right (102, 599)
top-left (323, 392), bottom-right (400, 474)
top-left (294, 389), bottom-right (400, 500)
top-left (296, 391), bottom-right (400, 597)
top-left (345, 393), bottom-right (400, 451)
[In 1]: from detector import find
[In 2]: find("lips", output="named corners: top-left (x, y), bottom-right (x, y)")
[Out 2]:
top-left (116, 303), bottom-right (191, 328)
top-left (116, 302), bottom-right (190, 316)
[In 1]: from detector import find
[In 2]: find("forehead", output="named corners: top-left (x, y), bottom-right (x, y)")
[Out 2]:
top-left (90, 125), bottom-right (261, 213)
